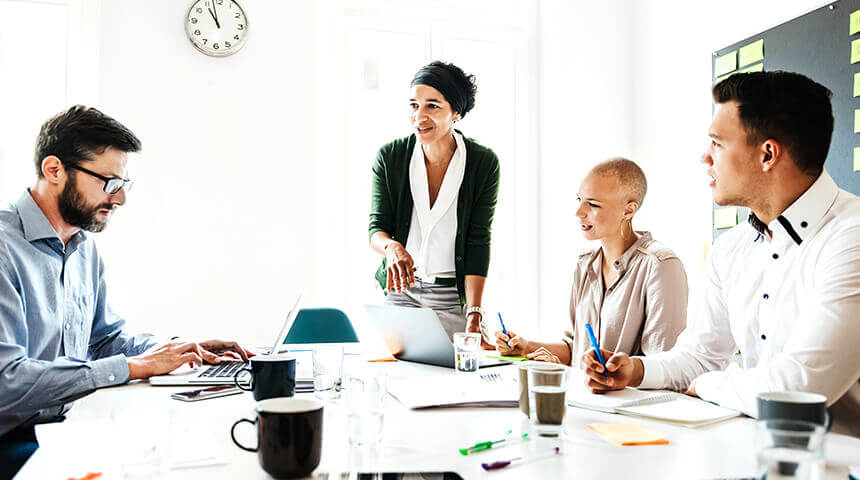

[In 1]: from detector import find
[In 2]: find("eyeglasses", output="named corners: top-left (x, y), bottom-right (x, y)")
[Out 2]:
top-left (67, 164), bottom-right (133, 194)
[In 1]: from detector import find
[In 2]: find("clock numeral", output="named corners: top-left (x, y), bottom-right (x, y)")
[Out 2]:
top-left (234, 34), bottom-right (240, 40)
top-left (194, 29), bottom-right (201, 35)
top-left (234, 13), bottom-right (240, 19)
top-left (202, 38), bottom-right (208, 44)
top-left (213, 43), bottom-right (220, 49)
top-left (216, 0), bottom-right (223, 5)
top-left (196, 7), bottom-right (203, 13)
top-left (224, 41), bottom-right (231, 48)
top-left (190, 17), bottom-right (198, 24)
top-left (237, 24), bottom-right (244, 30)
top-left (204, 1), bottom-right (209, 6)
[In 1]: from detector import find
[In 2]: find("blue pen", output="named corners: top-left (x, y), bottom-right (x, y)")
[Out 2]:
top-left (498, 313), bottom-right (511, 349)
top-left (585, 323), bottom-right (608, 377)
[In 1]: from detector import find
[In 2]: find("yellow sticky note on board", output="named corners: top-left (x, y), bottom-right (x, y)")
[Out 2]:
top-left (852, 39), bottom-right (860, 64)
top-left (855, 73), bottom-right (860, 97)
top-left (854, 147), bottom-right (860, 172)
top-left (851, 9), bottom-right (860, 35)
top-left (714, 207), bottom-right (738, 229)
top-left (588, 422), bottom-right (669, 446)
top-left (738, 39), bottom-right (764, 67)
top-left (855, 110), bottom-right (860, 133)
top-left (739, 63), bottom-right (764, 73)
top-left (714, 51), bottom-right (737, 77)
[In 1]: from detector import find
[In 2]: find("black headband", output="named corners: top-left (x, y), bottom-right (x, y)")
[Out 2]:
top-left (411, 65), bottom-right (468, 118)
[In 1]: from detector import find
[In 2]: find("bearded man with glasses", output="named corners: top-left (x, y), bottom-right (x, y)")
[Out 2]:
top-left (0, 106), bottom-right (253, 478)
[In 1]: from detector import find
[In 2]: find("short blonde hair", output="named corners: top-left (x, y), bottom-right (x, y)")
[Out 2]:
top-left (590, 157), bottom-right (647, 207)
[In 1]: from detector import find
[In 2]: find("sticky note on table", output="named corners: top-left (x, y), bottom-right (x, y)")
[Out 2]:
top-left (738, 39), bottom-right (764, 67)
top-left (851, 9), bottom-right (860, 35)
top-left (714, 206), bottom-right (738, 229)
top-left (739, 63), bottom-right (763, 74)
top-left (853, 39), bottom-right (860, 64)
top-left (714, 51), bottom-right (737, 77)
top-left (587, 422), bottom-right (669, 446)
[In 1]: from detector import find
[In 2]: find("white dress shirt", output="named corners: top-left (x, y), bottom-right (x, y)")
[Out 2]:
top-left (639, 171), bottom-right (860, 436)
top-left (406, 131), bottom-right (466, 280)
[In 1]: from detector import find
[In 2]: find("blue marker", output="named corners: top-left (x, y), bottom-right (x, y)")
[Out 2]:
top-left (584, 323), bottom-right (608, 377)
top-left (498, 313), bottom-right (511, 349)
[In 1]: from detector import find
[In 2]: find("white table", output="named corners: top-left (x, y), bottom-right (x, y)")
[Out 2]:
top-left (16, 360), bottom-right (860, 479)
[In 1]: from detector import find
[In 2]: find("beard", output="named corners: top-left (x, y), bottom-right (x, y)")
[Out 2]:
top-left (57, 173), bottom-right (115, 233)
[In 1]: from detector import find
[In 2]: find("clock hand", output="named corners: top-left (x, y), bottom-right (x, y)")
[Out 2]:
top-left (211, 2), bottom-right (221, 28)
top-left (208, 6), bottom-right (221, 29)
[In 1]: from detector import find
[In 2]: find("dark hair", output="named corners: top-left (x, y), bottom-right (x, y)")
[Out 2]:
top-left (34, 105), bottom-right (142, 177)
top-left (712, 71), bottom-right (833, 176)
top-left (411, 61), bottom-right (477, 119)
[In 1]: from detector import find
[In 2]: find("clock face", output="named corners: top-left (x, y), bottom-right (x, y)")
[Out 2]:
top-left (185, 0), bottom-right (248, 57)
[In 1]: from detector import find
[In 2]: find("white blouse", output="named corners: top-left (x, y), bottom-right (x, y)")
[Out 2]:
top-left (405, 131), bottom-right (467, 280)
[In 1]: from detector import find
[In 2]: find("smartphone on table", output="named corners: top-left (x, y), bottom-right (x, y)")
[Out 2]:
top-left (170, 385), bottom-right (243, 402)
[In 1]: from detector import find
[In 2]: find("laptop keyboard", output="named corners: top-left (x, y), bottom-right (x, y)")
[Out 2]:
top-left (198, 361), bottom-right (248, 378)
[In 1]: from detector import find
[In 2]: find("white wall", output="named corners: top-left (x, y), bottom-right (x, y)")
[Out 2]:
top-left (95, 0), bottom-right (317, 345)
top-left (628, 0), bottom-right (827, 307)
top-left (535, 0), bottom-right (634, 335)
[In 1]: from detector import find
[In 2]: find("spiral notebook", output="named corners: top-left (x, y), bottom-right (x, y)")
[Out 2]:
top-left (567, 383), bottom-right (741, 428)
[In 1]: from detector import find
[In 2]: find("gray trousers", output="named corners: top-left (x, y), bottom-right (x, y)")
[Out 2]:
top-left (384, 279), bottom-right (464, 341)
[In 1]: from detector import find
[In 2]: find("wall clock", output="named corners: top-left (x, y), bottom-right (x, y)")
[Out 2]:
top-left (185, 0), bottom-right (248, 57)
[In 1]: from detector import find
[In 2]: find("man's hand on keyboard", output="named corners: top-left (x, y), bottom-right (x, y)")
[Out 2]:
top-left (128, 341), bottom-right (215, 380)
top-left (198, 339), bottom-right (254, 363)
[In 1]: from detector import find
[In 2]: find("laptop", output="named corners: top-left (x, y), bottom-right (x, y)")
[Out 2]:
top-left (150, 295), bottom-right (310, 386)
top-left (364, 304), bottom-right (510, 369)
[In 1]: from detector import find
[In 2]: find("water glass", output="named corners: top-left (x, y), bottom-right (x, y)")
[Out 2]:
top-left (527, 366), bottom-right (568, 437)
top-left (345, 374), bottom-right (388, 446)
top-left (756, 419), bottom-right (826, 480)
top-left (313, 344), bottom-right (344, 401)
top-left (453, 332), bottom-right (481, 373)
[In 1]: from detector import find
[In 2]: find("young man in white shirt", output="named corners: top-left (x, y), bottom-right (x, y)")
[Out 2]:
top-left (580, 71), bottom-right (860, 436)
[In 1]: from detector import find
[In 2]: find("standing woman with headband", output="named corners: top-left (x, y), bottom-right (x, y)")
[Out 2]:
top-left (368, 61), bottom-right (500, 346)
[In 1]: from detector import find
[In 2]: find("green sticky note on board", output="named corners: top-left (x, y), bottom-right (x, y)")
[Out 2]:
top-left (714, 51), bottom-right (737, 77)
top-left (738, 39), bottom-right (764, 67)
top-left (856, 110), bottom-right (860, 133)
top-left (714, 207), bottom-right (738, 229)
top-left (851, 10), bottom-right (860, 35)
top-left (854, 147), bottom-right (860, 172)
top-left (853, 39), bottom-right (860, 64)
top-left (855, 73), bottom-right (860, 97)
top-left (739, 63), bottom-right (764, 73)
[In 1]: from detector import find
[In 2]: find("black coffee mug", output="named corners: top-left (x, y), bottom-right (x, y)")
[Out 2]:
top-left (231, 397), bottom-right (324, 479)
top-left (234, 356), bottom-right (296, 401)
top-left (757, 391), bottom-right (831, 430)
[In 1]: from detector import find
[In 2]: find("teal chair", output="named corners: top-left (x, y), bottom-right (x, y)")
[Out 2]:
top-left (283, 308), bottom-right (359, 344)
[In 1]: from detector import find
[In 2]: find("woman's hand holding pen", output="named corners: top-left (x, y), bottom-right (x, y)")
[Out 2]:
top-left (384, 241), bottom-right (416, 293)
top-left (580, 348), bottom-right (644, 393)
top-left (494, 330), bottom-right (529, 356)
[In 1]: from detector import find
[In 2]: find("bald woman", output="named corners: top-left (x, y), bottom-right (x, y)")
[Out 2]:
top-left (497, 158), bottom-right (688, 366)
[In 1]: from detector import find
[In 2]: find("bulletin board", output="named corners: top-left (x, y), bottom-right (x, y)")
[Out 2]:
top-left (710, 0), bottom-right (860, 240)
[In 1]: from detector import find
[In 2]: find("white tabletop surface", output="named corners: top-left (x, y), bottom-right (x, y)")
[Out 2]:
top-left (16, 358), bottom-right (860, 480)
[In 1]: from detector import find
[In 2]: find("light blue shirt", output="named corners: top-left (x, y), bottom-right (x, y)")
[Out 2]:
top-left (0, 190), bottom-right (157, 436)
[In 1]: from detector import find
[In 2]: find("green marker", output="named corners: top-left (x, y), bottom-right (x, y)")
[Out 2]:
top-left (459, 431), bottom-right (529, 455)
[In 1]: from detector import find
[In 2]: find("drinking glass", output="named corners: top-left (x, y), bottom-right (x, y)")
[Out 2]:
top-left (756, 419), bottom-right (825, 480)
top-left (527, 366), bottom-right (568, 437)
top-left (453, 332), bottom-right (481, 373)
top-left (313, 344), bottom-right (344, 401)
top-left (345, 374), bottom-right (388, 447)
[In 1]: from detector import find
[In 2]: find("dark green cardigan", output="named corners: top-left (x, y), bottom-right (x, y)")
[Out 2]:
top-left (368, 132), bottom-right (501, 304)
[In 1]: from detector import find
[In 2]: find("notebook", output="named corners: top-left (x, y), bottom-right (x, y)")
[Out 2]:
top-left (567, 380), bottom-right (741, 428)
top-left (388, 372), bottom-right (518, 409)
